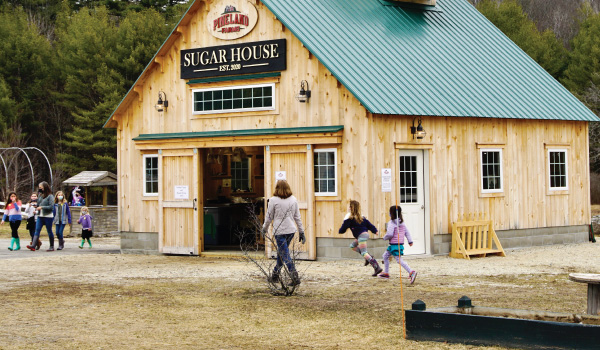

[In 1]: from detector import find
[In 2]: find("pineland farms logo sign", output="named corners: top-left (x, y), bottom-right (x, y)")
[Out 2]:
top-left (208, 0), bottom-right (258, 40)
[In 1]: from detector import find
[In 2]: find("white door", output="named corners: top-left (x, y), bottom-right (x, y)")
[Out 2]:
top-left (397, 150), bottom-right (426, 255)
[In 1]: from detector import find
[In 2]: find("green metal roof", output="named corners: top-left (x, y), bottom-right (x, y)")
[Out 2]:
top-left (133, 125), bottom-right (344, 141)
top-left (262, 0), bottom-right (599, 121)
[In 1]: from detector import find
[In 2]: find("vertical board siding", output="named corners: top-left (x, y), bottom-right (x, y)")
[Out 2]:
top-left (115, 1), bottom-right (591, 246)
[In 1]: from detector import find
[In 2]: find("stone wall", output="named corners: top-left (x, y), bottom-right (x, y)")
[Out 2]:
top-left (69, 206), bottom-right (118, 237)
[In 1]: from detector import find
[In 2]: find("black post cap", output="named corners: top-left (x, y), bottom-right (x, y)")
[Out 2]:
top-left (458, 296), bottom-right (472, 308)
top-left (412, 299), bottom-right (426, 311)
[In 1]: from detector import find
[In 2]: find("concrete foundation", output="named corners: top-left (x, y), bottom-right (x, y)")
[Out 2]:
top-left (119, 225), bottom-right (590, 257)
top-left (120, 231), bottom-right (160, 255)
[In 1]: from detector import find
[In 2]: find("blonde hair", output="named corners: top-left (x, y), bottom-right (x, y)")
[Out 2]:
top-left (80, 206), bottom-right (89, 214)
top-left (54, 191), bottom-right (67, 204)
top-left (349, 200), bottom-right (363, 224)
top-left (273, 180), bottom-right (292, 199)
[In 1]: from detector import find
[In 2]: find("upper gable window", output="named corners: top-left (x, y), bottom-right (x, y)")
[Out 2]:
top-left (192, 83), bottom-right (275, 115)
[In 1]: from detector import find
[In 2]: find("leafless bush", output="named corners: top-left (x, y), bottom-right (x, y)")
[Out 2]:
top-left (238, 206), bottom-right (305, 296)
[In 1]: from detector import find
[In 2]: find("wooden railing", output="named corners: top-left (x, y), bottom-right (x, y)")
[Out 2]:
top-left (450, 213), bottom-right (506, 260)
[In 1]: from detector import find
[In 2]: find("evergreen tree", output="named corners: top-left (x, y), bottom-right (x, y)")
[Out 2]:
top-left (56, 6), bottom-right (170, 174)
top-left (476, 0), bottom-right (568, 80)
top-left (0, 5), bottom-right (58, 150)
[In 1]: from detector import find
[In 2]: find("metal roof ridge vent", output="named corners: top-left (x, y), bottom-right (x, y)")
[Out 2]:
top-left (387, 0), bottom-right (436, 5)
top-left (379, 0), bottom-right (441, 12)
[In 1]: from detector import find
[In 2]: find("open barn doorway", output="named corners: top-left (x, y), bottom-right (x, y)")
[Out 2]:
top-left (202, 146), bottom-right (265, 252)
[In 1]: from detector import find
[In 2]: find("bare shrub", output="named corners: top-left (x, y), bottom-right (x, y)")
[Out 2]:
top-left (238, 206), bottom-right (305, 296)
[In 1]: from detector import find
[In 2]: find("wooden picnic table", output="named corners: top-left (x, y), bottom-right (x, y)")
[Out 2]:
top-left (568, 273), bottom-right (600, 315)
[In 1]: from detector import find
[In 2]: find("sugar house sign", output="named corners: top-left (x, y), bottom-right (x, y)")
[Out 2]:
top-left (180, 39), bottom-right (286, 79)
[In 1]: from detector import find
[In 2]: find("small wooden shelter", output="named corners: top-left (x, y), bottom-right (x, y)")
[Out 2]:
top-left (61, 171), bottom-right (117, 207)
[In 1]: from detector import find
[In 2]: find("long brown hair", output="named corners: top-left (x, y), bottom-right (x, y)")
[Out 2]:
top-left (39, 181), bottom-right (52, 197)
top-left (349, 200), bottom-right (363, 224)
top-left (273, 180), bottom-right (292, 199)
top-left (5, 191), bottom-right (18, 206)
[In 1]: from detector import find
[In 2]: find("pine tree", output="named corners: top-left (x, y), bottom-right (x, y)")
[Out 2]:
top-left (476, 0), bottom-right (568, 80)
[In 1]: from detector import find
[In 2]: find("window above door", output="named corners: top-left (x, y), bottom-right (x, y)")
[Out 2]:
top-left (192, 83), bottom-right (275, 115)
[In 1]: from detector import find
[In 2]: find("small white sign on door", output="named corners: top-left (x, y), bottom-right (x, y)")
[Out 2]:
top-left (275, 171), bottom-right (286, 181)
top-left (381, 168), bottom-right (392, 193)
top-left (174, 185), bottom-right (189, 199)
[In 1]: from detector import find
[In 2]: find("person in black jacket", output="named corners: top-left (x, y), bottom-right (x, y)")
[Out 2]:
top-left (338, 200), bottom-right (382, 276)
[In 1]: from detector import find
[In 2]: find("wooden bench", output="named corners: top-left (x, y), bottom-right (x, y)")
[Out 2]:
top-left (569, 273), bottom-right (600, 315)
top-left (450, 213), bottom-right (506, 260)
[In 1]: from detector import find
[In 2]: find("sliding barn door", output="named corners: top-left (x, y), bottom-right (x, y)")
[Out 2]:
top-left (158, 149), bottom-right (202, 255)
top-left (265, 145), bottom-right (315, 260)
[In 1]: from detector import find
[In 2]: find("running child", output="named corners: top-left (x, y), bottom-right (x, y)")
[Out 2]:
top-left (338, 200), bottom-right (382, 276)
top-left (77, 206), bottom-right (93, 249)
top-left (2, 192), bottom-right (22, 251)
top-left (378, 205), bottom-right (417, 283)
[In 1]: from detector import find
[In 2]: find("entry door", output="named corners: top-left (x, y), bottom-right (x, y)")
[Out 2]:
top-left (265, 145), bottom-right (315, 260)
top-left (158, 149), bottom-right (202, 255)
top-left (397, 150), bottom-right (426, 255)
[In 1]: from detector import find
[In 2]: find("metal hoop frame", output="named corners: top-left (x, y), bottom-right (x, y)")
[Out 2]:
top-left (0, 147), bottom-right (52, 193)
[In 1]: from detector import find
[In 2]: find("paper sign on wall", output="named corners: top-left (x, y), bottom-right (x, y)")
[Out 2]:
top-left (381, 168), bottom-right (392, 193)
top-left (174, 185), bottom-right (189, 199)
top-left (275, 171), bottom-right (286, 181)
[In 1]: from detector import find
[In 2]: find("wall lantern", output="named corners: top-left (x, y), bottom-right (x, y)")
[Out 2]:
top-left (155, 91), bottom-right (168, 112)
top-left (295, 80), bottom-right (311, 103)
top-left (411, 117), bottom-right (427, 140)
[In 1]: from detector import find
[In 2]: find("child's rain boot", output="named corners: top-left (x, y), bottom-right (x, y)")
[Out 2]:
top-left (87, 239), bottom-right (92, 249)
top-left (369, 258), bottom-right (383, 277)
top-left (8, 238), bottom-right (15, 251)
top-left (14, 238), bottom-right (20, 251)
top-left (79, 239), bottom-right (85, 249)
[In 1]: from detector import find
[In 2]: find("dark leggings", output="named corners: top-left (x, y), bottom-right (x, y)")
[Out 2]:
top-left (9, 221), bottom-right (21, 238)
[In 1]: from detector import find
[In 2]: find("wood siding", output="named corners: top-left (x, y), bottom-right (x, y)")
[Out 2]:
top-left (114, 0), bottom-right (591, 244)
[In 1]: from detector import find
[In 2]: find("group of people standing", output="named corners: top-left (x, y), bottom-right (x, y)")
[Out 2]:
top-left (262, 180), bottom-right (418, 286)
top-left (2, 181), bottom-right (94, 251)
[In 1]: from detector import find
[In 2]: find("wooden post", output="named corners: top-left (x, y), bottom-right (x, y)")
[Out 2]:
top-left (102, 187), bottom-right (108, 207)
top-left (588, 284), bottom-right (599, 315)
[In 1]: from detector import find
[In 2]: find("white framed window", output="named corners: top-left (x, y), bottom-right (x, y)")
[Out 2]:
top-left (480, 148), bottom-right (503, 193)
top-left (548, 149), bottom-right (568, 190)
top-left (143, 154), bottom-right (159, 196)
top-left (314, 148), bottom-right (337, 196)
top-left (192, 83), bottom-right (275, 115)
top-left (231, 158), bottom-right (251, 191)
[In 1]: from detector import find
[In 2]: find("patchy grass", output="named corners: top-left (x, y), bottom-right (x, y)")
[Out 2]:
top-left (0, 251), bottom-right (591, 350)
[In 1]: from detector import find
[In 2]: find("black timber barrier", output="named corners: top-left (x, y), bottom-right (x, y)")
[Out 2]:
top-left (406, 297), bottom-right (600, 350)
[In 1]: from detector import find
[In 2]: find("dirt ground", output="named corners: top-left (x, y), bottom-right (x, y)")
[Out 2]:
top-left (0, 237), bottom-right (598, 350)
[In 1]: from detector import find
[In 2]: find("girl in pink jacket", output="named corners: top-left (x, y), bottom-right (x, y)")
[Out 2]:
top-left (378, 205), bottom-right (417, 283)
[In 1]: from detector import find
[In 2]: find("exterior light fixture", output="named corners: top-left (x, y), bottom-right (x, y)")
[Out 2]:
top-left (411, 117), bottom-right (427, 140)
top-left (155, 91), bottom-right (168, 112)
top-left (295, 80), bottom-right (311, 103)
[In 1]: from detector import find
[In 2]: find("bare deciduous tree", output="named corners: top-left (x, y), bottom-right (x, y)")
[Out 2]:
top-left (238, 206), bottom-right (306, 296)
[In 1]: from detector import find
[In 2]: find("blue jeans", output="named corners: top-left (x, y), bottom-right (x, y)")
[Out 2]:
top-left (55, 224), bottom-right (67, 240)
top-left (274, 233), bottom-right (296, 275)
top-left (34, 217), bottom-right (53, 238)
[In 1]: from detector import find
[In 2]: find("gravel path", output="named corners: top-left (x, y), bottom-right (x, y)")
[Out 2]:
top-left (0, 237), bottom-right (597, 290)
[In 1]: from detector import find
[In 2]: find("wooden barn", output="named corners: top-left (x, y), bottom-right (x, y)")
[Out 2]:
top-left (104, 0), bottom-right (598, 258)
